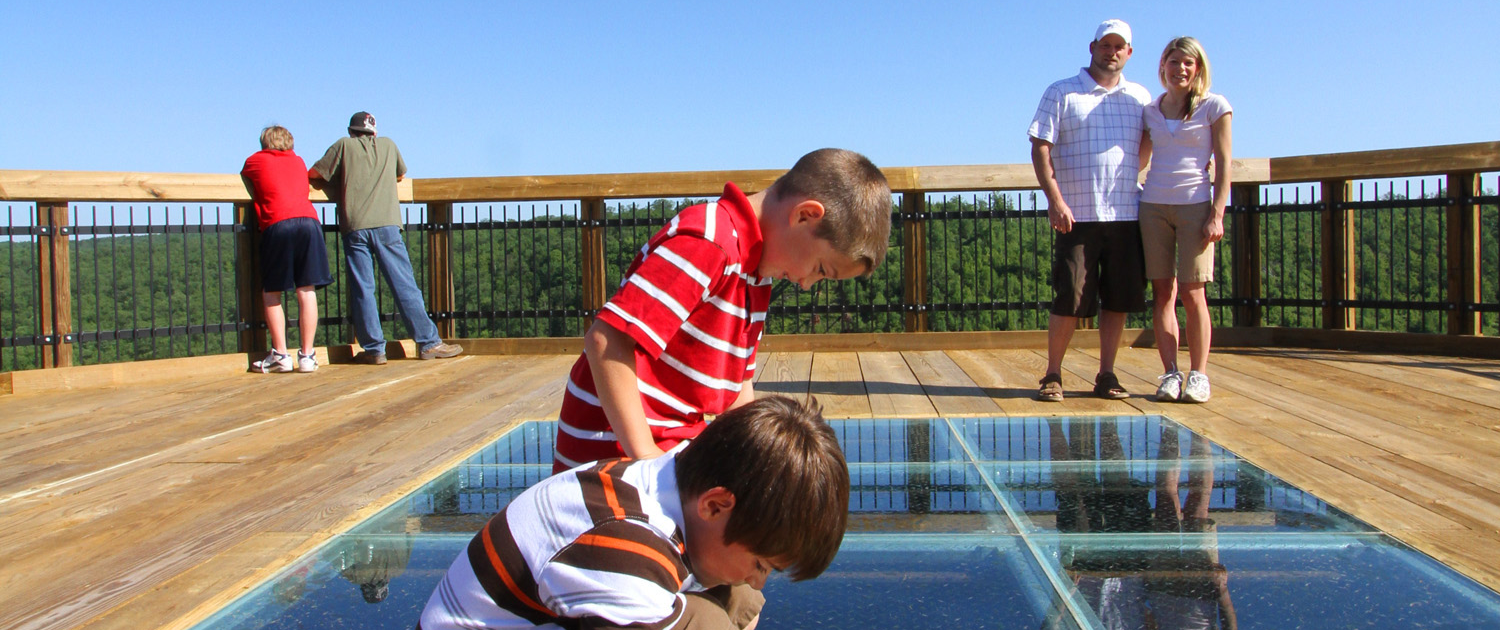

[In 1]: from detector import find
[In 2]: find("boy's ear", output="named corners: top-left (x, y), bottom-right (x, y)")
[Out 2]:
top-left (791, 199), bottom-right (826, 226)
top-left (696, 486), bottom-right (737, 521)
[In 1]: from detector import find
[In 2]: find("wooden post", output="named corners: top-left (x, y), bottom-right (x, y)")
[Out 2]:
top-left (426, 202), bottom-right (456, 339)
top-left (35, 201), bottom-right (73, 368)
top-left (580, 198), bottom-right (608, 335)
top-left (233, 203), bottom-right (266, 354)
top-left (900, 193), bottom-right (928, 332)
top-left (1446, 172), bottom-right (1482, 336)
top-left (1320, 179), bottom-right (1357, 330)
top-left (1231, 183), bottom-right (1262, 328)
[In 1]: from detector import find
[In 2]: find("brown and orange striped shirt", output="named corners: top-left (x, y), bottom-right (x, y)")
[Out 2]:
top-left (419, 451), bottom-right (701, 629)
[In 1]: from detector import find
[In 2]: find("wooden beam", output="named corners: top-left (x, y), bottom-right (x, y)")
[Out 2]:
top-left (579, 198), bottom-right (608, 335)
top-left (1447, 172), bottom-right (1482, 336)
top-left (1270, 141), bottom-right (1500, 183)
top-left (426, 202), bottom-right (456, 339)
top-left (1320, 180), bottom-right (1357, 330)
top-left (1231, 183), bottom-right (1262, 327)
top-left (36, 201), bottom-right (72, 368)
top-left (233, 203), bottom-right (265, 354)
top-left (0, 170), bottom-right (412, 203)
top-left (900, 193), bottom-right (928, 332)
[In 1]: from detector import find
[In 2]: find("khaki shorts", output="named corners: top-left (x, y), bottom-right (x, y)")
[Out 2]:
top-left (1140, 201), bottom-right (1217, 283)
top-left (680, 584), bottom-right (765, 630)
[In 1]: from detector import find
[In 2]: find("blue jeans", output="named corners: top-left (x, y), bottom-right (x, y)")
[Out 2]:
top-left (341, 226), bottom-right (441, 353)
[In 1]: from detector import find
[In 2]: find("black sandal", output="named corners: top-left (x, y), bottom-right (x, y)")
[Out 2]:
top-left (1093, 372), bottom-right (1129, 400)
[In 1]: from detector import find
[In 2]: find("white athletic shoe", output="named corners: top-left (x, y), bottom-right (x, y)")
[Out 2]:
top-left (1181, 370), bottom-right (1212, 403)
top-left (1156, 370), bottom-right (1185, 402)
top-left (252, 349), bottom-right (293, 374)
top-left (296, 350), bottom-right (318, 373)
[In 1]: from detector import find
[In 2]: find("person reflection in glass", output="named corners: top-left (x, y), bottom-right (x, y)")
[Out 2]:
top-left (1146, 423), bottom-right (1237, 629)
top-left (1048, 417), bottom-right (1153, 629)
top-left (334, 534), bottom-right (415, 604)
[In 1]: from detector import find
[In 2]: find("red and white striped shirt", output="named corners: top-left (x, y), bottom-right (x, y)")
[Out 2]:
top-left (554, 183), bottom-right (771, 471)
top-left (419, 453), bottom-right (699, 629)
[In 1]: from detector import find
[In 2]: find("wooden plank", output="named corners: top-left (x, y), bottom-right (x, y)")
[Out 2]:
top-left (1321, 179), bottom-right (1356, 330)
top-left (0, 170), bottom-right (413, 203)
top-left (905, 350), bottom-right (1002, 416)
top-left (1270, 141), bottom-right (1500, 183)
top-left (76, 532), bottom-right (317, 630)
top-left (754, 352), bottom-right (812, 400)
top-left (858, 352), bottom-right (937, 418)
top-left (1400, 529), bottom-right (1500, 594)
top-left (1447, 171), bottom-right (1482, 335)
top-left (808, 352), bottom-right (870, 418)
top-left (1300, 351), bottom-right (1500, 414)
top-left (1230, 183), bottom-right (1262, 327)
top-left (414, 169), bottom-right (787, 202)
top-left (900, 193), bottom-right (927, 332)
top-left (759, 329), bottom-right (1154, 353)
top-left (426, 202), bottom-right (456, 339)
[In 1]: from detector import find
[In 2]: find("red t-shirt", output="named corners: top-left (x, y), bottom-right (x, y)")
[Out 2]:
top-left (553, 183), bottom-right (772, 472)
top-left (241, 149), bottom-right (319, 230)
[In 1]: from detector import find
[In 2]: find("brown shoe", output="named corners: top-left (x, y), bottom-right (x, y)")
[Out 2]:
top-left (1037, 373), bottom-right (1064, 402)
top-left (419, 342), bottom-right (464, 360)
top-left (1093, 372), bottom-right (1130, 400)
top-left (353, 351), bottom-right (387, 365)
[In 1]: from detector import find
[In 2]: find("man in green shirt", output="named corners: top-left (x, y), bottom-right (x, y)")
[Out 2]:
top-left (310, 112), bottom-right (462, 364)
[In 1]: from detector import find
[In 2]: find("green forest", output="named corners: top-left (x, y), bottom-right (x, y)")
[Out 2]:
top-left (2, 194), bottom-right (1496, 372)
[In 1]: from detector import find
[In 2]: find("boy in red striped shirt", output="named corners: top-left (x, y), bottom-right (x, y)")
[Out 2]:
top-left (553, 148), bottom-right (892, 472)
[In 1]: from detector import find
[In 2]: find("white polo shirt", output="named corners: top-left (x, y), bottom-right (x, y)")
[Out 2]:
top-left (1028, 68), bottom-right (1152, 222)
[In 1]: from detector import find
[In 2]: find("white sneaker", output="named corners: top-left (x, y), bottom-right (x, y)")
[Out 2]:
top-left (296, 350), bottom-right (318, 373)
top-left (1182, 370), bottom-right (1211, 403)
top-left (252, 349), bottom-right (293, 373)
top-left (1156, 370), bottom-right (1184, 402)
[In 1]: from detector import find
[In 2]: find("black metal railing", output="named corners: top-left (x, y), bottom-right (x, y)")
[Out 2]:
top-left (3, 144), bottom-right (1497, 373)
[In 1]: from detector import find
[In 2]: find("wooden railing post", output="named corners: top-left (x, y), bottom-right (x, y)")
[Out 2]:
top-left (35, 201), bottom-right (73, 368)
top-left (900, 192), bottom-right (928, 332)
top-left (580, 198), bottom-right (608, 335)
top-left (426, 202), bottom-right (456, 339)
top-left (1231, 183), bottom-right (1262, 328)
top-left (1320, 179), bottom-right (1357, 330)
top-left (234, 202), bottom-right (266, 354)
top-left (1447, 172), bottom-right (1482, 336)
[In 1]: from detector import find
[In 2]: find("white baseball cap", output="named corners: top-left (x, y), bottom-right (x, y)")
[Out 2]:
top-left (1094, 19), bottom-right (1132, 45)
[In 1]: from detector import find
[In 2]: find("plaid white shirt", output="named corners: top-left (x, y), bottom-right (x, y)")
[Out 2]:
top-left (1028, 68), bottom-right (1151, 222)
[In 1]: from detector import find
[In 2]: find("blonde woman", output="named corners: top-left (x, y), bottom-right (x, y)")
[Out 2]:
top-left (1139, 37), bottom-right (1233, 403)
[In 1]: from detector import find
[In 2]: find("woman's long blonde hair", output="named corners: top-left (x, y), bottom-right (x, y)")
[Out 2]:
top-left (1158, 36), bottom-right (1212, 117)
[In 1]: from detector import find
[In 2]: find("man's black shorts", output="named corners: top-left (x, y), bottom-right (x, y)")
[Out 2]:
top-left (1050, 220), bottom-right (1147, 318)
top-left (259, 217), bottom-right (333, 292)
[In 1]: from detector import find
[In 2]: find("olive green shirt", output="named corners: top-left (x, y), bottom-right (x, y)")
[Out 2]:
top-left (311, 135), bottom-right (408, 232)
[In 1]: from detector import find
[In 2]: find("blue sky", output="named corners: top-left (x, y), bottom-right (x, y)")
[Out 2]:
top-left (2, 1), bottom-right (1495, 178)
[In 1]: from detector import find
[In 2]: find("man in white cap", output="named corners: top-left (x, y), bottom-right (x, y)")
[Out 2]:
top-left (1027, 19), bottom-right (1151, 402)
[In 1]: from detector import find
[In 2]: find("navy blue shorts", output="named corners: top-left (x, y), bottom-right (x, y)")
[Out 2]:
top-left (259, 217), bottom-right (332, 292)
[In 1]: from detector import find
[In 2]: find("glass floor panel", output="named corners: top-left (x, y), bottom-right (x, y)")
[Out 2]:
top-left (192, 416), bottom-right (1500, 629)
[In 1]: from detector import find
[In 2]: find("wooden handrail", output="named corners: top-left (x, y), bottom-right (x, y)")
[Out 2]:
top-left (4, 141), bottom-right (1497, 204)
top-left (0, 160), bottom-right (1298, 203)
top-left (1269, 141), bottom-right (1500, 183)
top-left (0, 170), bottom-right (413, 203)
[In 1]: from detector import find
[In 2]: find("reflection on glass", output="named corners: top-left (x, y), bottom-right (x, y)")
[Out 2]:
top-left (188, 417), bottom-right (1500, 630)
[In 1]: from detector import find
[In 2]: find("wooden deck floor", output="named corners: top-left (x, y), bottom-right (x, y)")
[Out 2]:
top-left (2, 347), bottom-right (1499, 630)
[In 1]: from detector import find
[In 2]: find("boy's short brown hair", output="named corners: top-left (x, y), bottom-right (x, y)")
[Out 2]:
top-left (676, 395), bottom-right (849, 582)
top-left (770, 148), bottom-right (892, 275)
top-left (260, 125), bottom-right (294, 151)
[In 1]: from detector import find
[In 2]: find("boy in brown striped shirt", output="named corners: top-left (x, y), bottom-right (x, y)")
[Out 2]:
top-left (418, 395), bottom-right (850, 630)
